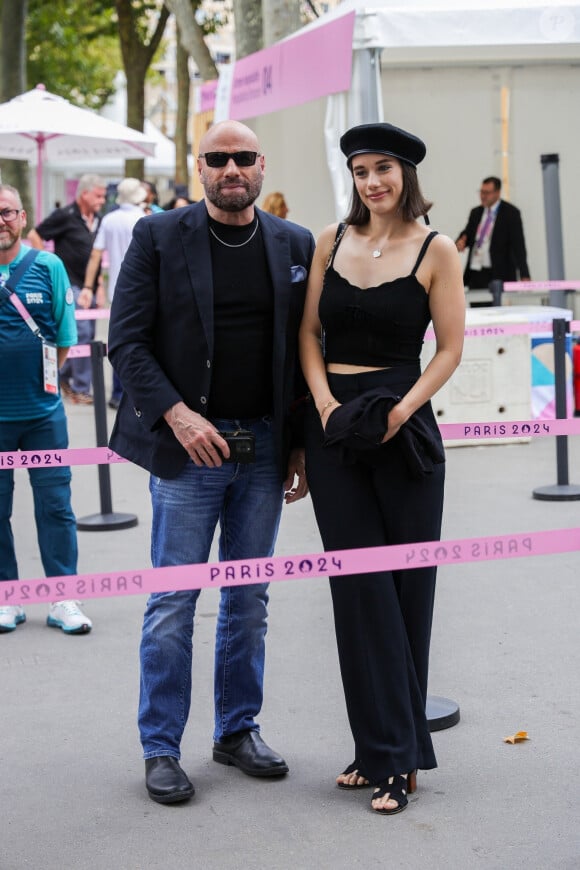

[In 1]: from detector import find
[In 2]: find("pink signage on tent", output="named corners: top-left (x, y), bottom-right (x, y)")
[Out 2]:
top-left (200, 80), bottom-right (218, 114)
top-left (200, 11), bottom-right (355, 119)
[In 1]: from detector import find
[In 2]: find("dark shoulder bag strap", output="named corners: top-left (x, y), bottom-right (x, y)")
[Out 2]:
top-left (3, 249), bottom-right (40, 294)
top-left (324, 222), bottom-right (348, 274)
top-left (0, 250), bottom-right (44, 339)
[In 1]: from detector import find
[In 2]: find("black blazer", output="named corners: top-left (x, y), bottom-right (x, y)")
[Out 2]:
top-left (459, 200), bottom-right (530, 283)
top-left (108, 201), bottom-right (315, 479)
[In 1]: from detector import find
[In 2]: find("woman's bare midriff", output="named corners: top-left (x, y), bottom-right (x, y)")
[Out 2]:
top-left (326, 364), bottom-right (391, 374)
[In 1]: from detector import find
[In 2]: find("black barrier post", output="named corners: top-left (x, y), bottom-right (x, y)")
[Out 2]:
top-left (76, 341), bottom-right (139, 530)
top-left (489, 279), bottom-right (503, 307)
top-left (533, 318), bottom-right (580, 501)
top-left (541, 154), bottom-right (567, 310)
top-left (427, 695), bottom-right (460, 731)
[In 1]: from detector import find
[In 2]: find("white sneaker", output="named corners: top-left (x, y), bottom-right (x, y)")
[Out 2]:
top-left (47, 600), bottom-right (92, 634)
top-left (0, 605), bottom-right (26, 633)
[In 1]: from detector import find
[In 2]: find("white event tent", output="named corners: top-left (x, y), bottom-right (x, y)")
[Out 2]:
top-left (247, 0), bottom-right (580, 283)
top-left (41, 71), bottom-right (188, 214)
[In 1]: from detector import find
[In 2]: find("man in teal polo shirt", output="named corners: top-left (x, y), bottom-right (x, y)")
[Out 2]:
top-left (0, 184), bottom-right (92, 634)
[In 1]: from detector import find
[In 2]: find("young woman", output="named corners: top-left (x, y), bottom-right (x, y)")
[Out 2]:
top-left (299, 122), bottom-right (465, 816)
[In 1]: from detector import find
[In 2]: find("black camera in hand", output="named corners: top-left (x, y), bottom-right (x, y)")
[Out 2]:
top-left (218, 429), bottom-right (256, 463)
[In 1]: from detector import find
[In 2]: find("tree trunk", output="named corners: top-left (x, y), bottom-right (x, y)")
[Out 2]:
top-left (114, 0), bottom-right (170, 179)
top-left (124, 58), bottom-right (148, 180)
top-left (174, 25), bottom-right (190, 188)
top-left (164, 0), bottom-right (217, 80)
top-left (262, 0), bottom-right (301, 46)
top-left (0, 0), bottom-right (31, 214)
top-left (233, 0), bottom-right (262, 59)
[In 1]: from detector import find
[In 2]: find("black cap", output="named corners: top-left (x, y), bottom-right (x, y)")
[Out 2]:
top-left (340, 122), bottom-right (426, 168)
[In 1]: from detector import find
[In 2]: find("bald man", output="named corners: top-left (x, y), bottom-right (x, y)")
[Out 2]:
top-left (109, 121), bottom-right (315, 804)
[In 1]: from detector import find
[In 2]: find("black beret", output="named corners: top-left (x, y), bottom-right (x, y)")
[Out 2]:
top-left (340, 122), bottom-right (426, 168)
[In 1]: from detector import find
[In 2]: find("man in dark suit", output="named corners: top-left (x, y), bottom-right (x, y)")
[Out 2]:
top-left (108, 120), bottom-right (315, 805)
top-left (456, 176), bottom-right (530, 301)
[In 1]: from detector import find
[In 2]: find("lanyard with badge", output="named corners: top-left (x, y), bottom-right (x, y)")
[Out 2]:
top-left (0, 249), bottom-right (59, 394)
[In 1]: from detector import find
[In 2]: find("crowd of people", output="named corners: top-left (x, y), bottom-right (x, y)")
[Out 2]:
top-left (1, 115), bottom-right (477, 815)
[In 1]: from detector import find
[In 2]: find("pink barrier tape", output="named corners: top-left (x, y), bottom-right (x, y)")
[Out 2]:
top-left (425, 320), bottom-right (580, 341)
top-left (66, 344), bottom-right (92, 358)
top-left (0, 447), bottom-right (126, 469)
top-left (2, 416), bottom-right (579, 471)
top-left (503, 280), bottom-right (580, 291)
top-left (1, 527), bottom-right (578, 605)
top-left (439, 418), bottom-right (580, 440)
top-left (75, 309), bottom-right (110, 320)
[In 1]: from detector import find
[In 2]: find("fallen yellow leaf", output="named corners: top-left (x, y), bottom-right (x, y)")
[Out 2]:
top-left (503, 730), bottom-right (530, 744)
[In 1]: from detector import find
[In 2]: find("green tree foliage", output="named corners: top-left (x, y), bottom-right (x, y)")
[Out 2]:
top-left (26, 0), bottom-right (120, 109)
top-left (0, 0), bottom-right (31, 208)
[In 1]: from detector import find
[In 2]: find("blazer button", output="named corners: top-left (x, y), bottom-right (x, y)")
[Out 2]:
top-left (200, 396), bottom-right (207, 405)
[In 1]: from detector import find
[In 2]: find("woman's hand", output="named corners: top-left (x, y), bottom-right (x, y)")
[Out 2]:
top-left (381, 402), bottom-right (407, 443)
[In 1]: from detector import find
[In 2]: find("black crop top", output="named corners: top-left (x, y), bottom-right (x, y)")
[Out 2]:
top-left (319, 229), bottom-right (438, 367)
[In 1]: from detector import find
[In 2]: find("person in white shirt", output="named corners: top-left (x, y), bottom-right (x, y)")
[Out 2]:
top-left (82, 178), bottom-right (147, 408)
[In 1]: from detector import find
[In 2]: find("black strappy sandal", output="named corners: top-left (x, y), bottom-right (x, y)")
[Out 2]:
top-left (371, 772), bottom-right (414, 815)
top-left (336, 760), bottom-right (371, 790)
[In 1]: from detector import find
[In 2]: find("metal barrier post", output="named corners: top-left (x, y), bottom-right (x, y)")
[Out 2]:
top-left (76, 340), bottom-right (138, 530)
top-left (427, 696), bottom-right (460, 731)
top-left (489, 279), bottom-right (503, 306)
top-left (541, 154), bottom-right (567, 310)
top-left (533, 318), bottom-right (580, 501)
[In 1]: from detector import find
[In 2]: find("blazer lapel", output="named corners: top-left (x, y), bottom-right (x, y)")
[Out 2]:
top-left (177, 202), bottom-right (214, 357)
top-left (489, 201), bottom-right (504, 256)
top-left (260, 210), bottom-right (292, 393)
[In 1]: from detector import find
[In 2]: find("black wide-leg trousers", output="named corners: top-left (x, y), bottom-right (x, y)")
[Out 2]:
top-left (305, 366), bottom-right (444, 783)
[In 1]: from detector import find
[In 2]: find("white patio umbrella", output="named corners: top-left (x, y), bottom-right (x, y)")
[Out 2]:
top-left (0, 84), bottom-right (156, 219)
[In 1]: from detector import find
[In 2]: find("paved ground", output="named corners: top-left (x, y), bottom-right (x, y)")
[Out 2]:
top-left (2, 355), bottom-right (580, 870)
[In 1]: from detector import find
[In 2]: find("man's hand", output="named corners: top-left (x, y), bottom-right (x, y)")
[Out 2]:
top-left (78, 287), bottom-right (93, 309)
top-left (284, 447), bottom-right (308, 504)
top-left (455, 234), bottom-right (467, 253)
top-left (164, 402), bottom-right (229, 467)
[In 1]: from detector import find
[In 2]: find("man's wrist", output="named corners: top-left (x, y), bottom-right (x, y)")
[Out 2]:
top-left (163, 401), bottom-right (184, 424)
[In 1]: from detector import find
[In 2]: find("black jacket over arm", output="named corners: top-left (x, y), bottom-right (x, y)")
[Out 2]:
top-left (108, 201), bottom-right (315, 480)
top-left (459, 199), bottom-right (530, 282)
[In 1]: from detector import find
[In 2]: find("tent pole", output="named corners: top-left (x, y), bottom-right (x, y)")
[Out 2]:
top-left (36, 138), bottom-right (44, 223)
top-left (356, 48), bottom-right (382, 123)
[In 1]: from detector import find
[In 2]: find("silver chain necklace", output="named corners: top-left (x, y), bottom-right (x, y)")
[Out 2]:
top-left (209, 218), bottom-right (259, 248)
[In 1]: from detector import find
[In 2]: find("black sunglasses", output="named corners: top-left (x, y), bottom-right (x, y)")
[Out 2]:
top-left (199, 151), bottom-right (260, 168)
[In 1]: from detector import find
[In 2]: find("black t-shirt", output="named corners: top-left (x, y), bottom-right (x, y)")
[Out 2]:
top-left (207, 217), bottom-right (274, 419)
top-left (35, 201), bottom-right (100, 287)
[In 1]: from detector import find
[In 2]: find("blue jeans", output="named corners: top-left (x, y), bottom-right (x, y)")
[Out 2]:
top-left (0, 404), bottom-right (78, 581)
top-left (139, 416), bottom-right (284, 759)
top-left (59, 286), bottom-right (95, 395)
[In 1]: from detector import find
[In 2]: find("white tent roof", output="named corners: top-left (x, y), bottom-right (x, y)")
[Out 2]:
top-left (294, 0), bottom-right (579, 219)
top-left (297, 0), bottom-right (580, 52)
top-left (44, 120), bottom-right (180, 177)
